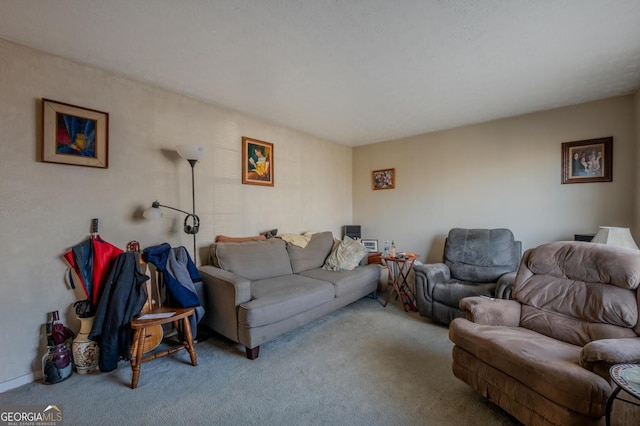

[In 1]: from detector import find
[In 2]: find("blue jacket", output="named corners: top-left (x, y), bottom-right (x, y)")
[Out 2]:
top-left (142, 243), bottom-right (204, 335)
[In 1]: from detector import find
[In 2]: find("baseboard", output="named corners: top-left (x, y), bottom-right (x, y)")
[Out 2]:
top-left (0, 372), bottom-right (37, 394)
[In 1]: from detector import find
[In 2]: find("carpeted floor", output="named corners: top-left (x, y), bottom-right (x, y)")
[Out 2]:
top-left (0, 296), bottom-right (520, 426)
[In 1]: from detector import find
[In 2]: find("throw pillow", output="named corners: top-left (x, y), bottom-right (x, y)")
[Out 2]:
top-left (323, 235), bottom-right (369, 271)
top-left (215, 235), bottom-right (266, 243)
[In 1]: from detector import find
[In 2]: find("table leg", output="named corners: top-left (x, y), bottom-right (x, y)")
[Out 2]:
top-left (606, 386), bottom-right (621, 426)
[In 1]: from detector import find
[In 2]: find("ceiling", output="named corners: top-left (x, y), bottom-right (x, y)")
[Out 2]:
top-left (2, 1), bottom-right (640, 146)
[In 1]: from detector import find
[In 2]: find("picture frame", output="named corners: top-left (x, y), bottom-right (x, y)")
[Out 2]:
top-left (41, 98), bottom-right (109, 168)
top-left (372, 168), bottom-right (395, 190)
top-left (361, 239), bottom-right (379, 252)
top-left (242, 136), bottom-right (274, 186)
top-left (561, 137), bottom-right (612, 184)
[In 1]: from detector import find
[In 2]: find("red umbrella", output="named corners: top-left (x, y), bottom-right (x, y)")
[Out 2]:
top-left (64, 235), bottom-right (123, 310)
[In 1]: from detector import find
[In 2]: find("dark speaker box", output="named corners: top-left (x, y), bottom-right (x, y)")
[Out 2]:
top-left (343, 225), bottom-right (361, 239)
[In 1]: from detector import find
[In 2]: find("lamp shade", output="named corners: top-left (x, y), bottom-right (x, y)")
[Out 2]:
top-left (176, 144), bottom-right (207, 161)
top-left (591, 226), bottom-right (639, 249)
top-left (143, 205), bottom-right (163, 220)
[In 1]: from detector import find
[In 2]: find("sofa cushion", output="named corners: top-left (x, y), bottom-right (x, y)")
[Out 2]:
top-left (238, 274), bottom-right (334, 327)
top-left (444, 228), bottom-right (516, 283)
top-left (299, 264), bottom-right (379, 297)
top-left (522, 241), bottom-right (640, 290)
top-left (514, 241), bottom-right (640, 345)
top-left (286, 231), bottom-right (334, 273)
top-left (323, 235), bottom-right (369, 271)
top-left (449, 318), bottom-right (612, 417)
top-left (433, 280), bottom-right (495, 308)
top-left (214, 238), bottom-right (293, 281)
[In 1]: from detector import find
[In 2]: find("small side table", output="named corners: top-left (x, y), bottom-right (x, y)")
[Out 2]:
top-left (381, 255), bottom-right (418, 312)
top-left (606, 363), bottom-right (640, 426)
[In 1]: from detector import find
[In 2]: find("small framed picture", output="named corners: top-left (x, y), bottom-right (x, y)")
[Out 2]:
top-left (561, 137), bottom-right (612, 184)
top-left (361, 239), bottom-right (378, 252)
top-left (41, 98), bottom-right (109, 168)
top-left (372, 168), bottom-right (395, 190)
top-left (242, 136), bottom-right (274, 186)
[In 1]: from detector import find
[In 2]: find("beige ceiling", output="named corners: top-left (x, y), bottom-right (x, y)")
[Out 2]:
top-left (2, 1), bottom-right (640, 146)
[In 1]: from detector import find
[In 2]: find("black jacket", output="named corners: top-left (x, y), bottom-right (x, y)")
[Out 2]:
top-left (89, 252), bottom-right (149, 372)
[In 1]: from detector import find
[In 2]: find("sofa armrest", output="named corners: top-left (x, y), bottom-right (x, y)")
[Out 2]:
top-left (199, 265), bottom-right (252, 343)
top-left (413, 262), bottom-right (451, 284)
top-left (580, 337), bottom-right (640, 369)
top-left (495, 272), bottom-right (517, 300)
top-left (413, 263), bottom-right (451, 317)
top-left (459, 296), bottom-right (521, 326)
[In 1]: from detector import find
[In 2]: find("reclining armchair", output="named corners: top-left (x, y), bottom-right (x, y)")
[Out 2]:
top-left (450, 241), bottom-right (640, 425)
top-left (414, 228), bottom-right (521, 324)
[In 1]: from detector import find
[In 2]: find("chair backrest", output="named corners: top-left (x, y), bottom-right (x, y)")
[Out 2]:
top-left (444, 228), bottom-right (521, 283)
top-left (513, 241), bottom-right (640, 346)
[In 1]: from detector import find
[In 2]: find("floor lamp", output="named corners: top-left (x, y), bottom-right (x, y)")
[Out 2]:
top-left (144, 144), bottom-right (207, 259)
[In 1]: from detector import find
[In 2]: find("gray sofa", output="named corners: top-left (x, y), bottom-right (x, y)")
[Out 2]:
top-left (414, 228), bottom-right (521, 325)
top-left (198, 231), bottom-right (379, 359)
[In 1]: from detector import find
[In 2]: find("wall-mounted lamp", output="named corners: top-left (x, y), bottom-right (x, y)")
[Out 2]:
top-left (591, 226), bottom-right (639, 250)
top-left (143, 201), bottom-right (200, 232)
top-left (144, 144), bottom-right (207, 258)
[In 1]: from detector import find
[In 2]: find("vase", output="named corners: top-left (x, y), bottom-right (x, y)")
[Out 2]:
top-left (42, 342), bottom-right (72, 384)
top-left (71, 316), bottom-right (99, 374)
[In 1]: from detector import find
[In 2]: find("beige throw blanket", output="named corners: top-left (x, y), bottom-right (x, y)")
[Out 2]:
top-left (276, 231), bottom-right (318, 248)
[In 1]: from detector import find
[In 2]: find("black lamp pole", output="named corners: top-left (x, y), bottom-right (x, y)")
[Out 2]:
top-left (187, 159), bottom-right (198, 258)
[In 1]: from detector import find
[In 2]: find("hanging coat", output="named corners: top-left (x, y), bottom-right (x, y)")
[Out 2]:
top-left (142, 243), bottom-right (204, 337)
top-left (88, 252), bottom-right (148, 372)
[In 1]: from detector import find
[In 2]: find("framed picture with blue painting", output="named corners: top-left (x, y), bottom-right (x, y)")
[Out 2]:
top-left (41, 99), bottom-right (109, 168)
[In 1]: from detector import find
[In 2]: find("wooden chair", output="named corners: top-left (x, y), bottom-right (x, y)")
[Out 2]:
top-left (129, 261), bottom-right (197, 389)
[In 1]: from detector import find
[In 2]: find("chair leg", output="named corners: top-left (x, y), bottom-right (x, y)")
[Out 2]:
top-left (245, 346), bottom-right (260, 360)
top-left (130, 327), bottom-right (146, 389)
top-left (182, 317), bottom-right (198, 366)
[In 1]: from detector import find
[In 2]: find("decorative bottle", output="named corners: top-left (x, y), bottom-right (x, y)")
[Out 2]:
top-left (390, 241), bottom-right (397, 258)
top-left (383, 240), bottom-right (390, 257)
top-left (41, 311), bottom-right (73, 384)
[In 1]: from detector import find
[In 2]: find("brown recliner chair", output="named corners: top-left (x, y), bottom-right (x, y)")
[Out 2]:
top-left (414, 228), bottom-right (522, 324)
top-left (449, 241), bottom-right (640, 425)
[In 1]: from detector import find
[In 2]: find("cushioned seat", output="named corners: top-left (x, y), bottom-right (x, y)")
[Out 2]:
top-left (414, 228), bottom-right (522, 324)
top-left (238, 275), bottom-right (334, 327)
top-left (298, 265), bottom-right (380, 297)
top-left (449, 241), bottom-right (640, 425)
top-left (451, 321), bottom-right (610, 417)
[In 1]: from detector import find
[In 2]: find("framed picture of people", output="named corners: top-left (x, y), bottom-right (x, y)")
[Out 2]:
top-left (561, 137), bottom-right (612, 184)
top-left (242, 137), bottom-right (274, 186)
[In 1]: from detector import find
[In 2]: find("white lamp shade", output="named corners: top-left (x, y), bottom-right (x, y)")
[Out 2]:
top-left (143, 205), bottom-right (163, 220)
top-left (177, 144), bottom-right (207, 161)
top-left (591, 226), bottom-right (639, 249)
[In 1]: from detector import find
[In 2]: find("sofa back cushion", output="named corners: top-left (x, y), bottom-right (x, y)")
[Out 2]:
top-left (513, 241), bottom-right (640, 346)
top-left (286, 231), bottom-right (335, 273)
top-left (444, 228), bottom-right (519, 283)
top-left (213, 238), bottom-right (293, 281)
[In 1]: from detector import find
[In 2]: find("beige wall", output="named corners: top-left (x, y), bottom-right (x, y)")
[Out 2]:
top-left (635, 90), bottom-right (640, 235)
top-left (353, 95), bottom-right (637, 263)
top-left (0, 39), bottom-right (352, 388)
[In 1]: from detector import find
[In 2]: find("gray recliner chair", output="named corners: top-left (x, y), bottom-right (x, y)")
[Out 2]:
top-left (413, 228), bottom-right (521, 325)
